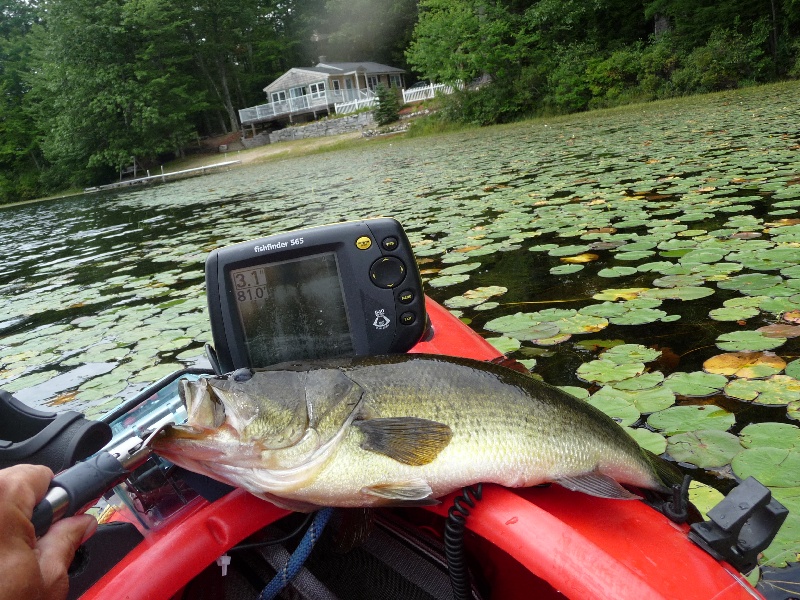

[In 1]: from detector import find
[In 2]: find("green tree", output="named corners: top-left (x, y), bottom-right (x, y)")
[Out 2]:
top-left (0, 0), bottom-right (44, 201)
top-left (374, 83), bottom-right (401, 125)
top-left (29, 0), bottom-right (208, 185)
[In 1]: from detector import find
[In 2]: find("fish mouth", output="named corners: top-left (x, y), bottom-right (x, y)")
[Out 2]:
top-left (150, 423), bottom-right (210, 444)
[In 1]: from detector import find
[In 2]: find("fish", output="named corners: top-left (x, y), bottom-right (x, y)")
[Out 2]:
top-left (151, 354), bottom-right (682, 512)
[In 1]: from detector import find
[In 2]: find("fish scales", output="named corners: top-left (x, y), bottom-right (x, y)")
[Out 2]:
top-left (152, 354), bottom-right (680, 511)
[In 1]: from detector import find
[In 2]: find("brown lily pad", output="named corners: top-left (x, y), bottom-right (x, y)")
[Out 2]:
top-left (560, 253), bottom-right (599, 264)
top-left (783, 311), bottom-right (800, 324)
top-left (758, 324), bottom-right (800, 339)
top-left (704, 351), bottom-right (787, 379)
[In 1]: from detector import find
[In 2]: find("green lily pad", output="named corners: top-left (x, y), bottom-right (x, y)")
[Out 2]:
top-left (716, 330), bottom-right (787, 352)
top-left (708, 306), bottom-right (760, 321)
top-left (613, 371), bottom-right (665, 390)
top-left (739, 422), bottom-right (800, 450)
top-left (576, 359), bottom-right (645, 384)
top-left (550, 264), bottom-right (584, 275)
top-left (485, 336), bottom-right (522, 354)
top-left (647, 405), bottom-right (735, 436)
top-left (641, 286), bottom-right (715, 301)
top-left (732, 447), bottom-right (800, 487)
top-left (724, 375), bottom-right (800, 405)
top-left (688, 481), bottom-right (725, 521)
top-left (598, 266), bottom-right (638, 278)
top-left (427, 274), bottom-right (470, 288)
top-left (438, 262), bottom-right (481, 276)
top-left (584, 393), bottom-right (640, 426)
top-left (667, 430), bottom-right (742, 468)
top-left (601, 344), bottom-right (661, 364)
top-left (608, 307), bottom-right (669, 325)
top-left (625, 427), bottom-right (667, 455)
top-left (591, 384), bottom-right (675, 413)
top-left (662, 371), bottom-right (728, 397)
top-left (787, 360), bottom-right (800, 379)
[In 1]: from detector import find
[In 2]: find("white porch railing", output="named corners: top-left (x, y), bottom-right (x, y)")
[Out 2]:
top-left (334, 90), bottom-right (377, 114)
top-left (239, 88), bottom-right (375, 125)
top-left (402, 83), bottom-right (456, 103)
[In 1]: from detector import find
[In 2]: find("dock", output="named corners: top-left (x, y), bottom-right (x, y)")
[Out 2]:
top-left (85, 160), bottom-right (242, 193)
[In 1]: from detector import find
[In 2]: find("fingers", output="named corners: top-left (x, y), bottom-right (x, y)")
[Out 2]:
top-left (0, 464), bottom-right (55, 511)
top-left (0, 464), bottom-right (55, 548)
top-left (36, 514), bottom-right (97, 600)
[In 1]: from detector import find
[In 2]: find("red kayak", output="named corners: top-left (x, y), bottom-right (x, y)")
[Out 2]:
top-left (67, 298), bottom-right (765, 600)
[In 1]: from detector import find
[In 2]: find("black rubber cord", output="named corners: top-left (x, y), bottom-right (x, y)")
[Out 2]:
top-left (444, 484), bottom-right (483, 600)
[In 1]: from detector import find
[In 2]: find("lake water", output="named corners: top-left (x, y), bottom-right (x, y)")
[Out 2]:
top-left (2, 82), bottom-right (800, 566)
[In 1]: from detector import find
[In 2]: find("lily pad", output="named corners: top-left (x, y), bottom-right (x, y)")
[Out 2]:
top-left (662, 371), bottom-right (728, 397)
top-left (703, 352), bottom-right (786, 379)
top-left (625, 427), bottom-right (667, 455)
top-left (590, 384), bottom-right (675, 413)
top-left (592, 288), bottom-right (649, 301)
top-left (584, 393), bottom-right (641, 426)
top-left (724, 375), bottom-right (800, 405)
top-left (550, 264), bottom-right (584, 275)
top-left (708, 306), bottom-right (760, 321)
top-left (601, 343), bottom-right (661, 364)
top-left (667, 430), bottom-right (742, 468)
top-left (576, 359), bottom-right (645, 384)
top-left (688, 481), bottom-right (725, 520)
top-left (732, 447), bottom-right (800, 487)
top-left (739, 422), bottom-right (800, 450)
top-left (485, 336), bottom-right (522, 354)
top-left (647, 405), bottom-right (735, 436)
top-left (715, 330), bottom-right (787, 352)
top-left (613, 371), bottom-right (665, 390)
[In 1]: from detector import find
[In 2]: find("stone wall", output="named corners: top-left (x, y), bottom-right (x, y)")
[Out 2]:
top-left (267, 112), bottom-right (374, 144)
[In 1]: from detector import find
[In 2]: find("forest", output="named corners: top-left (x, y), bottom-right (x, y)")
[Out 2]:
top-left (1, 0), bottom-right (798, 204)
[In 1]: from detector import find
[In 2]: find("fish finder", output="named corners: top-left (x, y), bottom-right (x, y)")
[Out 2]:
top-left (204, 218), bottom-right (428, 373)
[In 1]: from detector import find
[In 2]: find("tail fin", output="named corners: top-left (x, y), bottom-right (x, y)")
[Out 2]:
top-left (643, 448), bottom-right (684, 491)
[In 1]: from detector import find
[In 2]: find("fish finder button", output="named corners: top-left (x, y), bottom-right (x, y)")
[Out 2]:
top-left (356, 236), bottom-right (372, 250)
top-left (370, 257), bottom-right (406, 289)
top-left (381, 236), bottom-right (399, 251)
top-left (398, 289), bottom-right (414, 304)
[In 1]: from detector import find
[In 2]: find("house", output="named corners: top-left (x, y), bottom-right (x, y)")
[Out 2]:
top-left (238, 60), bottom-right (406, 130)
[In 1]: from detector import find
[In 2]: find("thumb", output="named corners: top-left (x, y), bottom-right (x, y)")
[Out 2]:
top-left (36, 515), bottom-right (97, 600)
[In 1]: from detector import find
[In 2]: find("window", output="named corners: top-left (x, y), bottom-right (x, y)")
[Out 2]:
top-left (332, 80), bottom-right (341, 92)
top-left (290, 86), bottom-right (307, 98)
top-left (271, 91), bottom-right (286, 103)
top-left (389, 75), bottom-right (402, 88)
top-left (309, 82), bottom-right (326, 99)
top-left (367, 76), bottom-right (379, 90)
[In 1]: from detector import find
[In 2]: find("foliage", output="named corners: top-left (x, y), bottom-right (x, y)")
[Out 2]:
top-left (373, 84), bottom-right (401, 125)
top-left (408, 0), bottom-right (800, 126)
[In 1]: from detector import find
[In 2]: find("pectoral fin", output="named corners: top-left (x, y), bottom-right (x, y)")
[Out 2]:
top-left (355, 417), bottom-right (453, 466)
top-left (557, 472), bottom-right (642, 500)
top-left (362, 479), bottom-right (438, 505)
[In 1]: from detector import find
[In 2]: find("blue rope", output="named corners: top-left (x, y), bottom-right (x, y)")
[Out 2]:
top-left (258, 507), bottom-right (334, 600)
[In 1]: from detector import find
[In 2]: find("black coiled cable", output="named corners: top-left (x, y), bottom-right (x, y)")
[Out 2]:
top-left (444, 483), bottom-right (483, 600)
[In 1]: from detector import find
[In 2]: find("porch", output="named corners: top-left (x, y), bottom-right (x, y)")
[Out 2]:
top-left (238, 88), bottom-right (375, 126)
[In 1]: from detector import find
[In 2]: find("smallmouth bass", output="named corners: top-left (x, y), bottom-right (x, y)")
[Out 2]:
top-left (151, 354), bottom-right (681, 511)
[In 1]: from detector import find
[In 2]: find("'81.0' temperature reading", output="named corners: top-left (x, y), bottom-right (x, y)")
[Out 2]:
top-left (233, 268), bottom-right (269, 302)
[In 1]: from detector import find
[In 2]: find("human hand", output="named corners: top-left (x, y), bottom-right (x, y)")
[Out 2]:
top-left (0, 464), bottom-right (97, 600)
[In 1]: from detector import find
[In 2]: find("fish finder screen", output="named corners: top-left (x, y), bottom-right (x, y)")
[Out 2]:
top-left (230, 253), bottom-right (354, 366)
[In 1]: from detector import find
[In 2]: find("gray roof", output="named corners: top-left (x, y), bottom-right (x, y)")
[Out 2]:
top-left (264, 61), bottom-right (404, 93)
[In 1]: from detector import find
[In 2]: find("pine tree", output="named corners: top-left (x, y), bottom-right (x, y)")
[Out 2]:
top-left (374, 84), bottom-right (401, 126)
